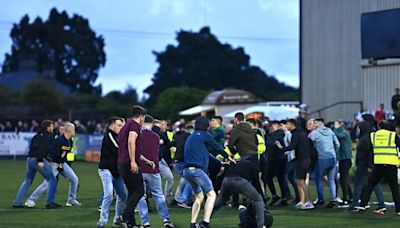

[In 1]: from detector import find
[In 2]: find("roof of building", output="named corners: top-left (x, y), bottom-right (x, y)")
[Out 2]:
top-left (201, 89), bottom-right (258, 105)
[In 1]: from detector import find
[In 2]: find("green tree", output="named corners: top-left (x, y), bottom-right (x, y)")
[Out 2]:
top-left (22, 79), bottom-right (61, 116)
top-left (98, 86), bottom-right (140, 117)
top-left (2, 8), bottom-right (106, 94)
top-left (145, 27), bottom-right (298, 104)
top-left (153, 87), bottom-right (208, 121)
top-left (0, 85), bottom-right (20, 106)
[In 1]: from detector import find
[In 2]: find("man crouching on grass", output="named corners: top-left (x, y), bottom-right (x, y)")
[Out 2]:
top-left (183, 116), bottom-right (235, 228)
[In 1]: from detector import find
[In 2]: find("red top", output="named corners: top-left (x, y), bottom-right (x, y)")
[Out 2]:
top-left (139, 129), bottom-right (160, 173)
top-left (374, 109), bottom-right (385, 122)
top-left (118, 119), bottom-right (142, 164)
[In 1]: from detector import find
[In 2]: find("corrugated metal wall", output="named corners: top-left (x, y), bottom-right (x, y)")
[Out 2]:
top-left (363, 65), bottom-right (400, 111)
top-left (301, 0), bottom-right (400, 121)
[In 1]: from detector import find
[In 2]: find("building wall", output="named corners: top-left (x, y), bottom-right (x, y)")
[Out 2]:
top-left (301, 0), bottom-right (400, 121)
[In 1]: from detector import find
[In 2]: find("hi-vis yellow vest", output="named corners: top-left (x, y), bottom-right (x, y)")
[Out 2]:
top-left (167, 131), bottom-right (175, 159)
top-left (370, 130), bottom-right (399, 166)
top-left (223, 134), bottom-right (266, 160)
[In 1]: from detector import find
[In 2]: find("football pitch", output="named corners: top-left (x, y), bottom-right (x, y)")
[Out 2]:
top-left (0, 160), bottom-right (399, 227)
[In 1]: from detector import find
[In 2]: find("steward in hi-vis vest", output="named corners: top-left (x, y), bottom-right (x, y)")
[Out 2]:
top-left (359, 120), bottom-right (400, 214)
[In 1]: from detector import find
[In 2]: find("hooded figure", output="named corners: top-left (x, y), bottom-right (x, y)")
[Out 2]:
top-left (309, 125), bottom-right (340, 159)
top-left (184, 117), bottom-right (229, 172)
top-left (228, 122), bottom-right (258, 157)
top-left (195, 116), bottom-right (209, 131)
top-left (355, 121), bottom-right (374, 168)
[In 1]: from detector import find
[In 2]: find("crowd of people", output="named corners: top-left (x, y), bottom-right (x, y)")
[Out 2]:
top-left (0, 119), bottom-right (106, 134)
top-left (10, 101), bottom-right (400, 228)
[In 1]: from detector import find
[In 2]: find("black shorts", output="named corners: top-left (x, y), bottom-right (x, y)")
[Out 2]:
top-left (296, 159), bottom-right (311, 180)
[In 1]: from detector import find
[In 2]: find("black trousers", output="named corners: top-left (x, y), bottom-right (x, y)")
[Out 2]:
top-left (339, 159), bottom-right (353, 201)
top-left (118, 163), bottom-right (144, 225)
top-left (360, 164), bottom-right (400, 212)
top-left (265, 159), bottom-right (288, 199)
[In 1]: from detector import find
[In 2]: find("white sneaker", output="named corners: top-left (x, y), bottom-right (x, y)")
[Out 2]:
top-left (301, 202), bottom-right (315, 210)
top-left (295, 202), bottom-right (304, 209)
top-left (66, 199), bottom-right (82, 207)
top-left (24, 199), bottom-right (36, 208)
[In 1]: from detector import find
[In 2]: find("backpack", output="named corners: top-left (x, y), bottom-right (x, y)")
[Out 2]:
top-left (238, 202), bottom-right (273, 228)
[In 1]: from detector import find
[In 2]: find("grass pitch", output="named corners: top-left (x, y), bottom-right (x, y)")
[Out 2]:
top-left (0, 160), bottom-right (399, 227)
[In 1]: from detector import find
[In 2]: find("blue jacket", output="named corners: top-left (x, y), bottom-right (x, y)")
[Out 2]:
top-left (184, 130), bottom-right (229, 172)
top-left (309, 125), bottom-right (340, 160)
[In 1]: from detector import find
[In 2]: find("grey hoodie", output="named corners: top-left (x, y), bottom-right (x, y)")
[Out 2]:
top-left (309, 125), bottom-right (340, 160)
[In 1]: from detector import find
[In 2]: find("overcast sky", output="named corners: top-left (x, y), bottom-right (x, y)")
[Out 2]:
top-left (0, 0), bottom-right (299, 97)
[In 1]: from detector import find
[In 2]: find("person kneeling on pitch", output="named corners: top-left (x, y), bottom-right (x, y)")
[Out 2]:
top-left (214, 160), bottom-right (265, 228)
top-left (238, 202), bottom-right (273, 228)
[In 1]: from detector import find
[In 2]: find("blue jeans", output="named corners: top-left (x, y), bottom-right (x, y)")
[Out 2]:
top-left (138, 173), bottom-right (171, 225)
top-left (315, 158), bottom-right (337, 201)
top-left (29, 162), bottom-right (79, 201)
top-left (173, 162), bottom-right (193, 203)
top-left (159, 159), bottom-right (174, 196)
top-left (183, 167), bottom-right (213, 194)
top-left (98, 169), bottom-right (127, 225)
top-left (14, 157), bottom-right (57, 205)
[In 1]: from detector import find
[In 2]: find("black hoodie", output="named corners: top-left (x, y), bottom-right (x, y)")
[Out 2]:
top-left (356, 121), bottom-right (374, 169)
top-left (27, 130), bottom-right (54, 162)
top-left (266, 129), bottom-right (286, 161)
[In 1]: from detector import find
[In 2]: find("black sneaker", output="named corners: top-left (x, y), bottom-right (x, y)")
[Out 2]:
top-left (337, 201), bottom-right (350, 208)
top-left (326, 201), bottom-right (337, 208)
top-left (190, 223), bottom-right (200, 228)
top-left (12, 204), bottom-right (24, 208)
top-left (269, 196), bottom-right (280, 206)
top-left (163, 219), bottom-right (175, 228)
top-left (313, 199), bottom-right (325, 206)
top-left (46, 202), bottom-right (62, 209)
top-left (113, 216), bottom-right (123, 226)
top-left (199, 221), bottom-right (211, 228)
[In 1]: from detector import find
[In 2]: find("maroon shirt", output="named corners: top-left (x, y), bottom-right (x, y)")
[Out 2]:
top-left (139, 129), bottom-right (160, 174)
top-left (118, 119), bottom-right (142, 164)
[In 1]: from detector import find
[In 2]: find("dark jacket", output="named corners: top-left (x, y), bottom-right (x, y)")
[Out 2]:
top-left (152, 126), bottom-right (170, 162)
top-left (173, 131), bottom-right (191, 162)
top-left (267, 129), bottom-right (286, 161)
top-left (356, 121), bottom-right (374, 168)
top-left (99, 129), bottom-right (120, 177)
top-left (27, 131), bottom-right (54, 162)
top-left (228, 122), bottom-right (258, 156)
top-left (48, 135), bottom-right (72, 164)
top-left (283, 128), bottom-right (311, 160)
top-left (224, 160), bottom-right (263, 195)
top-left (392, 94), bottom-right (400, 111)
